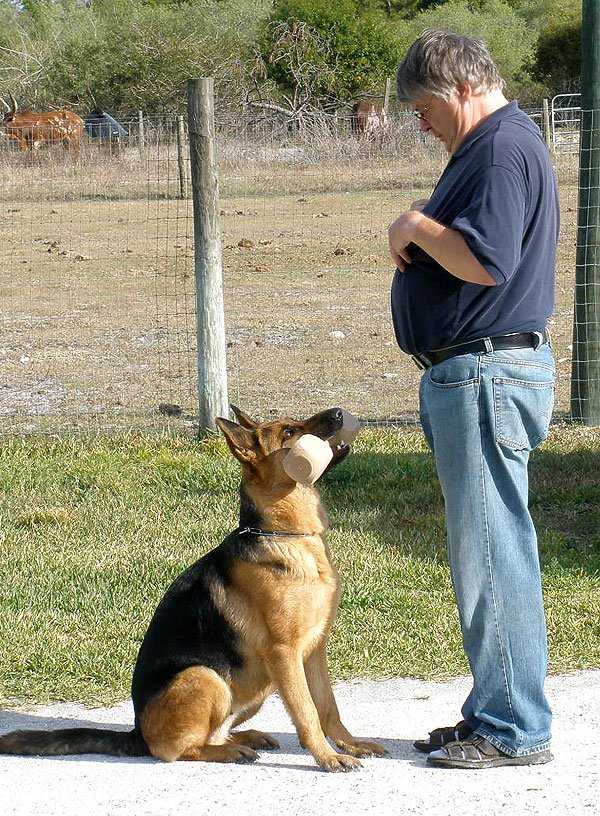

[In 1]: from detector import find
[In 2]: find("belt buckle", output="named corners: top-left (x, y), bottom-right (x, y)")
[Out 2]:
top-left (532, 330), bottom-right (545, 350)
top-left (411, 353), bottom-right (431, 370)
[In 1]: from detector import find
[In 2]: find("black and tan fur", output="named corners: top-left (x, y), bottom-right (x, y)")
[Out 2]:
top-left (0, 406), bottom-right (386, 772)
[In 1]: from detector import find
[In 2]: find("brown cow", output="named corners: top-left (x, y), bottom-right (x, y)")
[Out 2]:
top-left (351, 100), bottom-right (388, 136)
top-left (0, 92), bottom-right (84, 152)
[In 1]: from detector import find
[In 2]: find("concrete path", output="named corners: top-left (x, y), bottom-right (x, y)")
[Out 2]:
top-left (1, 671), bottom-right (598, 816)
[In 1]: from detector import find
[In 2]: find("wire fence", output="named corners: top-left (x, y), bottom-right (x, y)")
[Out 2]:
top-left (551, 93), bottom-right (582, 154)
top-left (571, 106), bottom-right (600, 424)
top-left (0, 116), bottom-right (196, 433)
top-left (0, 104), bottom-right (591, 433)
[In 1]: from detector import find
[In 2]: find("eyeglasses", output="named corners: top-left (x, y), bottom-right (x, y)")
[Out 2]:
top-left (412, 106), bottom-right (431, 121)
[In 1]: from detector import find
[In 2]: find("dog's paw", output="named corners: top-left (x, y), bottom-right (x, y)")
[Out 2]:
top-left (317, 752), bottom-right (362, 772)
top-left (231, 745), bottom-right (260, 763)
top-left (336, 739), bottom-right (389, 758)
top-left (230, 729), bottom-right (280, 750)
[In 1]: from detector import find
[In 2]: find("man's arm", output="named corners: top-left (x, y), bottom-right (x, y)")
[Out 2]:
top-left (388, 210), bottom-right (497, 286)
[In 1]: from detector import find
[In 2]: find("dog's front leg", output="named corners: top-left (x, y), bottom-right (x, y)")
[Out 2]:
top-left (266, 645), bottom-right (361, 772)
top-left (304, 647), bottom-right (388, 758)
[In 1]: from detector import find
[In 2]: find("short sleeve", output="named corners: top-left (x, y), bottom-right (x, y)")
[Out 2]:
top-left (450, 165), bottom-right (526, 285)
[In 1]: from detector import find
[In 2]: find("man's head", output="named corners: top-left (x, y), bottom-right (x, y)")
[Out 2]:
top-left (396, 29), bottom-right (507, 154)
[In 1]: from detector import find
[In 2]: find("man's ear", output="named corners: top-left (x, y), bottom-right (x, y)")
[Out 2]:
top-left (229, 404), bottom-right (258, 429)
top-left (457, 82), bottom-right (473, 102)
top-left (215, 417), bottom-right (257, 463)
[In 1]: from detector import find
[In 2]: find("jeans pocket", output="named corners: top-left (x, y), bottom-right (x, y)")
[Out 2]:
top-left (428, 357), bottom-right (479, 389)
top-left (493, 376), bottom-right (555, 451)
top-left (428, 375), bottom-right (480, 389)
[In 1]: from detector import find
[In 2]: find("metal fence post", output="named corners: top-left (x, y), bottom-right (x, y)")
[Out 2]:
top-left (176, 115), bottom-right (187, 199)
top-left (571, 0), bottom-right (600, 425)
top-left (187, 78), bottom-right (229, 432)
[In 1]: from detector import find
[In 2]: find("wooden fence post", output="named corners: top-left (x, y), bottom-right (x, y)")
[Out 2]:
top-left (187, 78), bottom-right (229, 431)
top-left (383, 77), bottom-right (392, 113)
top-left (176, 115), bottom-right (187, 199)
top-left (138, 110), bottom-right (145, 156)
top-left (541, 98), bottom-right (553, 152)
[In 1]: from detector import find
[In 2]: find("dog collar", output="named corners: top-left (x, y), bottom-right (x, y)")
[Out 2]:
top-left (238, 526), bottom-right (313, 538)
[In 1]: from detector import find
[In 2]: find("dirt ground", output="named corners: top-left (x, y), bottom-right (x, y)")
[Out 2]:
top-left (0, 129), bottom-right (579, 432)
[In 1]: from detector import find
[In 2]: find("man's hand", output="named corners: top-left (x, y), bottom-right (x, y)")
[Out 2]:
top-left (410, 199), bottom-right (429, 212)
top-left (388, 211), bottom-right (420, 272)
top-left (388, 210), bottom-right (497, 286)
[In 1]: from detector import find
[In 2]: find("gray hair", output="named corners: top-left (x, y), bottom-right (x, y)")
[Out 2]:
top-left (396, 29), bottom-right (505, 104)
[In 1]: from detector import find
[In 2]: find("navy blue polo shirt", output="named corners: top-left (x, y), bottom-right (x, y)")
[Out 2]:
top-left (390, 101), bottom-right (559, 355)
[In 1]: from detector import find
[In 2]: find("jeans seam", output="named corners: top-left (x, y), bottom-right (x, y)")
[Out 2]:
top-left (428, 377), bottom-right (479, 390)
top-left (478, 361), bottom-right (519, 744)
top-left (484, 358), bottom-right (555, 373)
top-left (494, 377), bottom-right (555, 388)
top-left (474, 725), bottom-right (551, 757)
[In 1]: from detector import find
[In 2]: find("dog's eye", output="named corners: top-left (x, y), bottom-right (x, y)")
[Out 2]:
top-left (282, 427), bottom-right (296, 440)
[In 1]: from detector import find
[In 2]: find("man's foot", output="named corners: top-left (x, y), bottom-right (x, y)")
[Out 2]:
top-left (413, 720), bottom-right (473, 753)
top-left (426, 734), bottom-right (553, 769)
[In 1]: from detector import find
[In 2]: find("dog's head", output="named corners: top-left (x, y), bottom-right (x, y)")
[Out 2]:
top-left (215, 405), bottom-right (350, 486)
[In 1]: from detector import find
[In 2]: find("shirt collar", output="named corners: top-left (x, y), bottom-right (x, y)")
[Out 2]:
top-left (451, 100), bottom-right (519, 159)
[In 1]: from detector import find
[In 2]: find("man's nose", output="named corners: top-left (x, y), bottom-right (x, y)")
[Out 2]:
top-left (419, 118), bottom-right (431, 133)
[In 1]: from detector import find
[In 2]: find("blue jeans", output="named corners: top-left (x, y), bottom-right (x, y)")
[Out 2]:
top-left (419, 343), bottom-right (555, 756)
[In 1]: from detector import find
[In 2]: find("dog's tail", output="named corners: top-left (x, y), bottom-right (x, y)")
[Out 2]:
top-left (0, 727), bottom-right (150, 757)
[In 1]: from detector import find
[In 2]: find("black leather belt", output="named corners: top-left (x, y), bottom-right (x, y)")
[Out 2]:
top-left (411, 330), bottom-right (550, 370)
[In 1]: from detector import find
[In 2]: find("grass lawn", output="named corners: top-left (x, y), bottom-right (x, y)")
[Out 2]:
top-left (1, 426), bottom-right (599, 707)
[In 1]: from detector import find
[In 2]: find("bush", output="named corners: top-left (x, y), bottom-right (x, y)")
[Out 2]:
top-left (0, 0), bottom-right (273, 114)
top-left (262, 0), bottom-right (404, 101)
top-left (394, 0), bottom-right (539, 97)
top-left (530, 1), bottom-right (581, 95)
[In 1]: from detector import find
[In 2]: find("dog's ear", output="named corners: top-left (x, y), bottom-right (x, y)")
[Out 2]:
top-left (229, 404), bottom-right (258, 429)
top-left (215, 417), bottom-right (257, 463)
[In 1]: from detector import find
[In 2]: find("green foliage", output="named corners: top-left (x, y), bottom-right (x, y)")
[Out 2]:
top-left (0, 0), bottom-right (584, 119)
top-left (354, 1), bottom-right (443, 15)
top-left (395, 0), bottom-right (538, 94)
top-left (536, 23), bottom-right (580, 95)
top-left (469, 1), bottom-right (581, 95)
top-left (262, 0), bottom-right (404, 101)
top-left (0, 1), bottom-right (20, 52)
top-left (0, 0), bottom-right (272, 113)
top-left (528, 1), bottom-right (581, 94)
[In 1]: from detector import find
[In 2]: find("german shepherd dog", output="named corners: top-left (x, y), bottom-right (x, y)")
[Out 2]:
top-left (0, 406), bottom-right (386, 772)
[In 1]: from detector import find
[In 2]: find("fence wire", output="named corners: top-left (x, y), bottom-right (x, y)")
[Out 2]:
top-left (571, 107), bottom-right (600, 424)
top-left (0, 117), bottom-right (197, 432)
top-left (0, 106), bottom-right (591, 432)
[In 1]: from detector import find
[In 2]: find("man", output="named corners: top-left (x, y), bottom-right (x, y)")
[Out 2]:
top-left (389, 30), bottom-right (558, 769)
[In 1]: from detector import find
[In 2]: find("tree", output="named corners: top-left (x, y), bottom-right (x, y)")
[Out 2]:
top-left (527, 1), bottom-right (581, 94)
top-left (354, 1), bottom-right (445, 16)
top-left (250, 20), bottom-right (337, 120)
top-left (394, 0), bottom-right (538, 96)
top-left (262, 0), bottom-right (404, 101)
top-left (0, 0), bottom-right (274, 113)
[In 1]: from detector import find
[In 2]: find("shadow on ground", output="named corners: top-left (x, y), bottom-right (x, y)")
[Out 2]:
top-left (321, 444), bottom-right (600, 576)
top-left (0, 711), bottom-right (415, 767)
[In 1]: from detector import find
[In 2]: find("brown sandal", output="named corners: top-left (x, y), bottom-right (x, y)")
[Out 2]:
top-left (413, 720), bottom-right (473, 753)
top-left (426, 734), bottom-right (553, 769)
